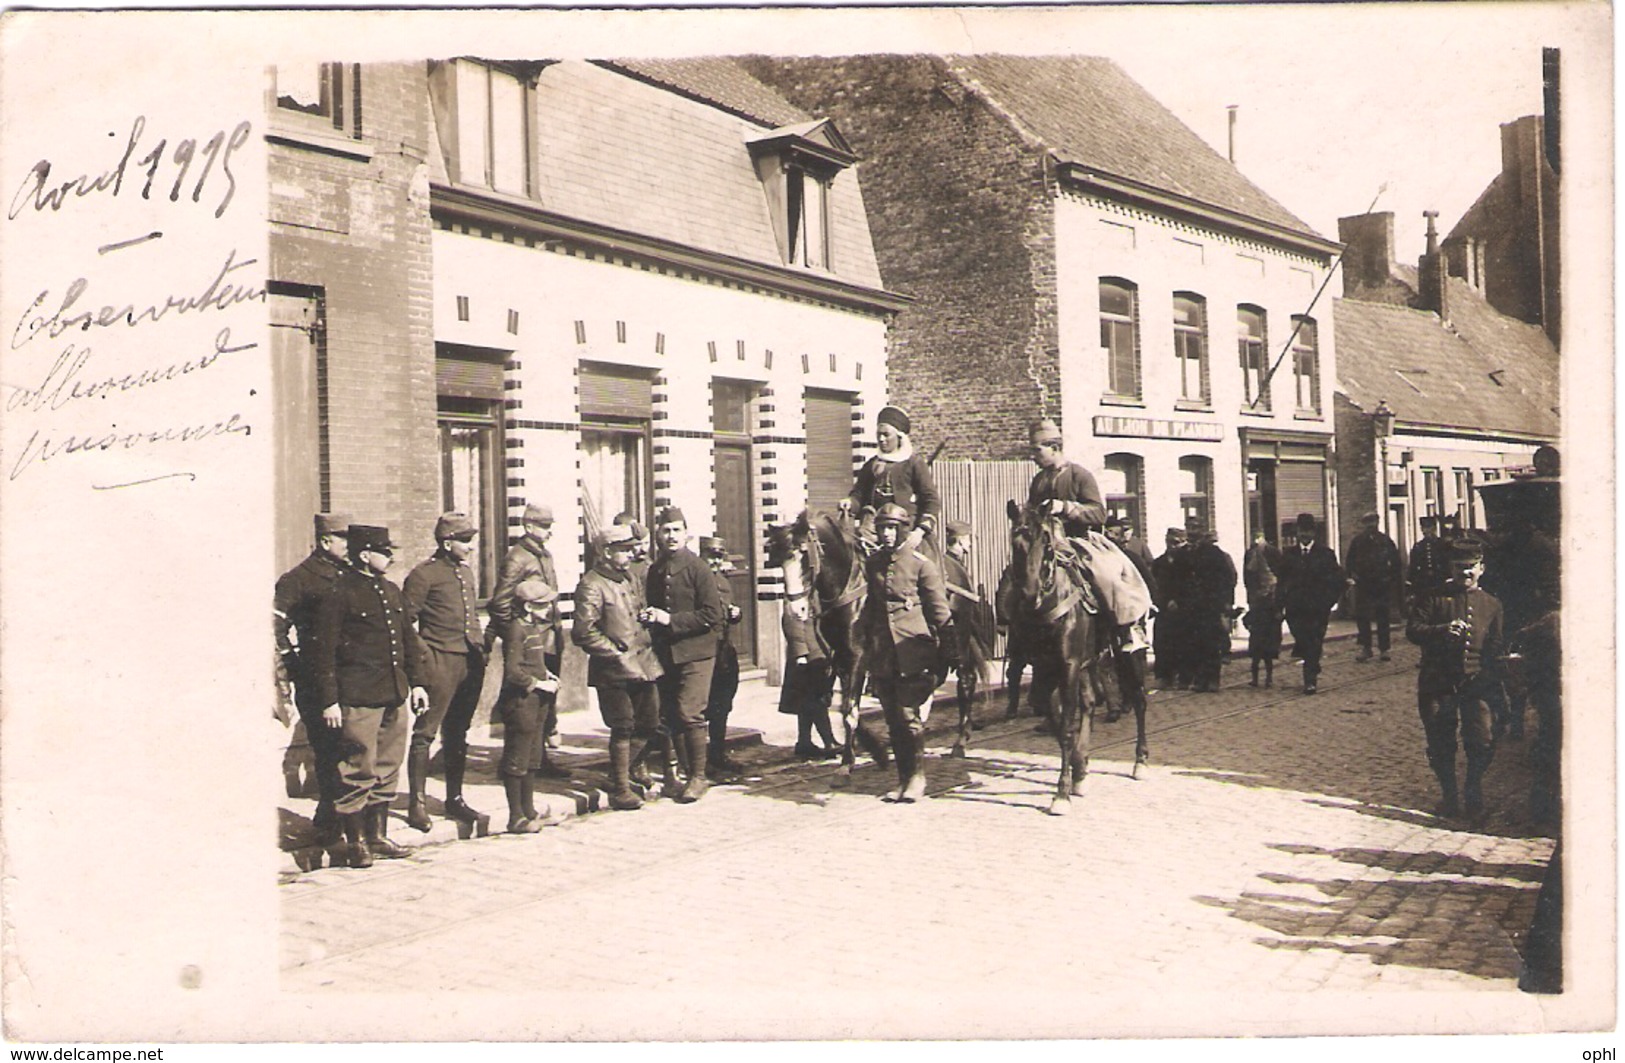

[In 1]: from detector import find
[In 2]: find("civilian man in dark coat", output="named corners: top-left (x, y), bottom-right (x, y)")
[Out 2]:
top-left (1406, 516), bottom-right (1450, 607)
top-left (1344, 511), bottom-right (1401, 662)
top-left (1406, 538), bottom-right (1505, 821)
top-left (701, 535), bottom-right (745, 779)
top-left (274, 512), bottom-right (352, 844)
top-left (402, 513), bottom-right (489, 831)
top-left (1278, 512), bottom-right (1344, 695)
top-left (573, 525), bottom-right (664, 810)
top-left (645, 506), bottom-right (723, 803)
top-left (1150, 527), bottom-right (1191, 688)
top-left (486, 502), bottom-right (569, 778)
top-left (1184, 521), bottom-right (1237, 692)
top-left (309, 525), bottom-right (429, 869)
top-left (860, 503), bottom-right (952, 803)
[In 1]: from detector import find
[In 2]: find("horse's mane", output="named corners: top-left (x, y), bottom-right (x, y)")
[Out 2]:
top-left (809, 510), bottom-right (859, 581)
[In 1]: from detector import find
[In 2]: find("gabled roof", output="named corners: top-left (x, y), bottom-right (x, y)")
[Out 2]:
top-left (945, 55), bottom-right (1321, 241)
top-left (600, 57), bottom-right (811, 129)
top-left (1335, 278), bottom-right (1559, 440)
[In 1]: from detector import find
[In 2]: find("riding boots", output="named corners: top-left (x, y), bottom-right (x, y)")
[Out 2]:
top-left (367, 805), bottom-right (410, 859)
top-left (406, 746), bottom-right (433, 832)
top-left (607, 734), bottom-right (644, 811)
top-left (677, 727), bottom-right (710, 803)
top-left (443, 747), bottom-right (481, 824)
top-left (342, 811), bottom-right (372, 869)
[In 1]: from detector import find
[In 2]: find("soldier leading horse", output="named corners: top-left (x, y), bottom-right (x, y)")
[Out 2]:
top-left (1006, 503), bottom-right (1149, 815)
top-left (766, 510), bottom-right (891, 781)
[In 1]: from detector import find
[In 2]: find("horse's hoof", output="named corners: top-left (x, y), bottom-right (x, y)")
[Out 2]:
top-left (831, 766), bottom-right (852, 789)
top-left (1070, 779), bottom-right (1087, 797)
top-left (949, 743), bottom-right (966, 759)
top-left (1047, 797), bottom-right (1071, 816)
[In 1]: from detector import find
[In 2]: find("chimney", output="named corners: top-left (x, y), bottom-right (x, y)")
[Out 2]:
top-left (1543, 46), bottom-right (1561, 175)
top-left (1419, 210), bottom-right (1449, 320)
top-left (1227, 105), bottom-right (1238, 164)
top-left (1336, 212), bottom-right (1396, 297)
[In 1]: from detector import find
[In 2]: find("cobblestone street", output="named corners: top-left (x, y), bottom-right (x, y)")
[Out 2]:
top-left (280, 642), bottom-right (1557, 1037)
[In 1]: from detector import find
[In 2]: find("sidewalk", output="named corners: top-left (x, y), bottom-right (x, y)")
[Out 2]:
top-left (277, 619), bottom-right (1359, 875)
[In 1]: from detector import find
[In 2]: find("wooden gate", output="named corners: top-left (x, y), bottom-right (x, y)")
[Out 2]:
top-left (933, 459), bottom-right (1032, 658)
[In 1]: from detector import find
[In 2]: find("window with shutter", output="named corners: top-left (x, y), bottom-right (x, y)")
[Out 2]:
top-left (805, 388), bottom-right (855, 514)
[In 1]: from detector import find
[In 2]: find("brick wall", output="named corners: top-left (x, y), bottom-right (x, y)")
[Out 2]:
top-left (268, 61), bottom-right (441, 556)
top-left (1333, 391), bottom-right (1378, 554)
top-left (740, 56), bottom-right (1057, 460)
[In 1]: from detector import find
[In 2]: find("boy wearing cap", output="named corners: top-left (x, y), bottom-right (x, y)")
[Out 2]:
top-left (701, 536), bottom-right (746, 779)
top-left (1406, 539), bottom-right (1505, 821)
top-left (860, 502), bottom-right (952, 802)
top-left (402, 513), bottom-right (489, 831)
top-left (309, 525), bottom-right (430, 869)
top-left (486, 502), bottom-right (569, 778)
top-left (573, 525), bottom-right (665, 810)
top-left (495, 578), bottom-right (563, 833)
top-left (1344, 511), bottom-right (1401, 662)
top-left (844, 405), bottom-right (941, 557)
top-left (644, 506), bottom-right (723, 802)
top-left (941, 520), bottom-right (990, 740)
top-left (274, 512), bottom-right (352, 844)
top-left (1278, 513), bottom-right (1345, 694)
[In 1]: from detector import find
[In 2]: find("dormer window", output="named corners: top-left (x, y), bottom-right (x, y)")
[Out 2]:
top-left (748, 119), bottom-right (856, 272)
top-left (429, 59), bottom-right (547, 197)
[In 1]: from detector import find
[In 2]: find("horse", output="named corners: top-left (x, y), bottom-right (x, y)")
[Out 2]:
top-left (1005, 502), bottom-right (1150, 815)
top-left (765, 509), bottom-right (891, 782)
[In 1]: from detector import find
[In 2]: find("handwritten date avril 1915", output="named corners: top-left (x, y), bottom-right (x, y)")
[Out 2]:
top-left (8, 116), bottom-right (253, 222)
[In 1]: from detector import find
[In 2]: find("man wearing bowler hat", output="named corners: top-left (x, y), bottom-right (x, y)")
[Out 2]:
top-left (1344, 511), bottom-right (1400, 662)
top-left (573, 524), bottom-right (664, 810)
top-left (645, 506), bottom-right (723, 802)
top-left (487, 502), bottom-right (569, 778)
top-left (309, 525), bottom-right (429, 869)
top-left (1407, 538), bottom-right (1505, 821)
top-left (1278, 512), bottom-right (1345, 695)
top-left (402, 513), bottom-right (489, 831)
top-left (274, 512), bottom-right (352, 845)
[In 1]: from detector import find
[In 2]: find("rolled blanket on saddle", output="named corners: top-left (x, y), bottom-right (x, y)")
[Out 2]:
top-left (1068, 531), bottom-right (1153, 627)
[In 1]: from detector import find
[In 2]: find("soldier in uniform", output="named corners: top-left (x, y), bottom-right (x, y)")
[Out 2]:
top-left (1344, 511), bottom-right (1401, 662)
top-left (941, 520), bottom-right (992, 737)
top-left (1025, 419), bottom-right (1152, 654)
top-left (859, 503), bottom-right (952, 803)
top-left (1406, 539), bottom-right (1505, 821)
top-left (644, 507), bottom-right (723, 803)
top-left (844, 405), bottom-right (940, 557)
top-left (274, 512), bottom-right (352, 844)
top-left (1151, 527), bottom-right (1191, 689)
top-left (402, 513), bottom-right (489, 831)
top-left (1407, 516), bottom-right (1449, 608)
top-left (1278, 513), bottom-right (1344, 695)
top-left (495, 579), bottom-right (562, 833)
top-left (701, 535), bottom-right (746, 779)
top-left (486, 503), bottom-right (569, 779)
top-left (573, 525), bottom-right (664, 811)
top-left (1184, 521), bottom-right (1237, 693)
top-left (309, 525), bottom-right (429, 869)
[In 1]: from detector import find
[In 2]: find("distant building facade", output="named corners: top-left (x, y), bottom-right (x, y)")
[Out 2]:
top-left (743, 55), bottom-right (1342, 548)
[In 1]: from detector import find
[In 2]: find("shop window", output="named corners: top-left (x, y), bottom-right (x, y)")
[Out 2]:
top-left (1239, 305), bottom-right (1270, 412)
top-left (1101, 453), bottom-right (1144, 538)
top-left (1173, 292), bottom-right (1209, 406)
top-left (1100, 279), bottom-right (1141, 400)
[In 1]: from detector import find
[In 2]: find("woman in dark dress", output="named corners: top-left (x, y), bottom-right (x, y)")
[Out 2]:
top-left (1243, 530), bottom-right (1285, 687)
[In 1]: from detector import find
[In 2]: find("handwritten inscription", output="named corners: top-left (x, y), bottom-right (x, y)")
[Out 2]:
top-left (6, 327), bottom-right (254, 415)
top-left (8, 117), bottom-right (252, 221)
top-left (9, 414), bottom-right (251, 482)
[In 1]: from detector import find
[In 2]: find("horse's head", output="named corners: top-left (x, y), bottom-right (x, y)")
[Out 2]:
top-left (1006, 499), bottom-right (1065, 609)
top-left (764, 514), bottom-right (808, 571)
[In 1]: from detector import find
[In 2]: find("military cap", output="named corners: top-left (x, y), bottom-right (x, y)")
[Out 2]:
top-left (1029, 419), bottom-right (1063, 446)
top-left (1105, 514), bottom-right (1127, 529)
top-left (1185, 513), bottom-right (1208, 534)
top-left (348, 525), bottom-right (397, 554)
top-left (1360, 511), bottom-right (1380, 525)
top-left (597, 524), bottom-right (637, 550)
top-left (945, 519), bottom-right (973, 539)
top-left (1295, 512), bottom-right (1319, 532)
top-left (1449, 538), bottom-right (1486, 565)
top-left (654, 505), bottom-right (687, 527)
top-left (314, 512), bottom-right (352, 538)
top-left (699, 535), bottom-right (727, 556)
top-left (435, 512), bottom-right (478, 541)
top-left (522, 503), bottom-right (554, 525)
top-left (612, 512), bottom-right (647, 539)
top-left (514, 578), bottom-right (558, 605)
top-left (875, 502), bottom-right (911, 528)
top-left (876, 405), bottom-right (911, 435)
top-left (1419, 515), bottom-right (1439, 529)
top-left (1165, 527), bottom-right (1187, 541)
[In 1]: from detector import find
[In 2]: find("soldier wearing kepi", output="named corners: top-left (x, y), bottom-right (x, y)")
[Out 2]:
top-left (859, 502), bottom-right (952, 803)
top-left (644, 506), bottom-right (723, 803)
top-left (1406, 538), bottom-right (1505, 821)
top-left (273, 512), bottom-right (352, 845)
top-left (309, 525), bottom-right (429, 869)
top-left (494, 579), bottom-right (562, 833)
top-left (700, 535), bottom-right (746, 780)
top-left (402, 513), bottom-right (489, 831)
top-left (573, 524), bottom-right (664, 811)
top-left (1025, 419), bottom-right (1152, 655)
top-left (1344, 511), bottom-right (1401, 662)
top-left (485, 502), bottom-right (569, 780)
